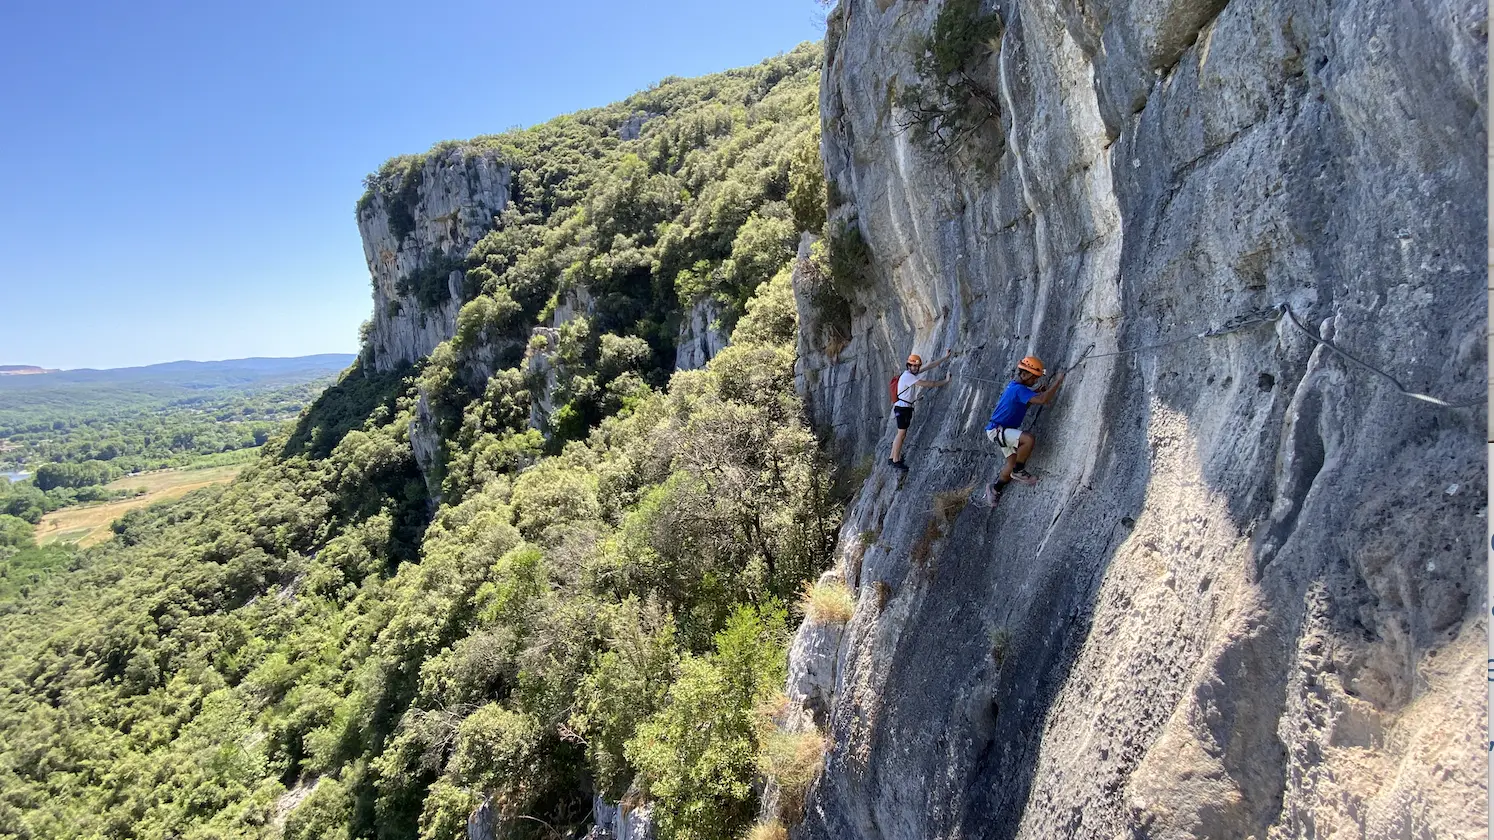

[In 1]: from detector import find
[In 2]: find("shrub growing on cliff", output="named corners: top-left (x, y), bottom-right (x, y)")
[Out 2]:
top-left (627, 604), bottom-right (789, 840)
top-left (898, 0), bottom-right (1004, 153)
top-left (786, 125), bottom-right (826, 234)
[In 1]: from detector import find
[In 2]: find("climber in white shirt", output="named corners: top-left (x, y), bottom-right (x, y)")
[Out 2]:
top-left (888, 350), bottom-right (952, 471)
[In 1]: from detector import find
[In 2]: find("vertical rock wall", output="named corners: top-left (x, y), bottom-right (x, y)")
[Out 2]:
top-left (675, 298), bottom-right (730, 371)
top-left (357, 149), bottom-right (511, 372)
top-left (790, 0), bottom-right (1487, 837)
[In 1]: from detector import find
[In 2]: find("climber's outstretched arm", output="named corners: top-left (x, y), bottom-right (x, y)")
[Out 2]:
top-left (1028, 369), bottom-right (1066, 406)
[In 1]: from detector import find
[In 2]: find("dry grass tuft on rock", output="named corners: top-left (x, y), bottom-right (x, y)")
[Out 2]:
top-left (989, 627), bottom-right (1012, 667)
top-left (934, 485), bottom-right (973, 523)
top-left (846, 528), bottom-right (878, 586)
top-left (912, 485), bottom-right (973, 566)
top-left (755, 691), bottom-right (792, 725)
top-left (744, 820), bottom-right (789, 840)
top-left (800, 579), bottom-right (855, 624)
top-left (759, 729), bottom-right (829, 821)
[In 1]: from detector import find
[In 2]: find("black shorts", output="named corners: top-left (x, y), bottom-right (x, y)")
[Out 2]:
top-left (894, 405), bottom-right (914, 430)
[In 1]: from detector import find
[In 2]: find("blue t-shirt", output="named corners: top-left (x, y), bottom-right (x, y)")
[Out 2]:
top-left (985, 381), bottom-right (1037, 430)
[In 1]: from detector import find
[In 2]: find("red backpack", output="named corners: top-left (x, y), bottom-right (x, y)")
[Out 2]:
top-left (888, 374), bottom-right (900, 404)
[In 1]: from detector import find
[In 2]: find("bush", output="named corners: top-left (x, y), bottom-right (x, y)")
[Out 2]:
top-left (573, 600), bottom-right (679, 797)
top-left (447, 704), bottom-right (542, 794)
top-left (510, 463), bottom-right (600, 543)
top-left (785, 126), bottom-right (826, 235)
top-left (454, 290), bottom-right (523, 348)
top-left (598, 334), bottom-right (653, 381)
top-left (730, 267), bottom-right (798, 348)
top-left (396, 255), bottom-right (465, 310)
top-left (627, 604), bottom-right (789, 840)
top-left (0, 514), bottom-right (34, 550)
top-left (283, 778), bottom-right (353, 840)
top-left (34, 460), bottom-right (120, 491)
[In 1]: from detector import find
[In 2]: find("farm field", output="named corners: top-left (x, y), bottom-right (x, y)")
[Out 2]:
top-left (34, 464), bottom-right (245, 546)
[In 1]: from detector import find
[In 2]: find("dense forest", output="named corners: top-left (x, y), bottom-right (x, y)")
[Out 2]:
top-left (0, 45), bottom-right (850, 840)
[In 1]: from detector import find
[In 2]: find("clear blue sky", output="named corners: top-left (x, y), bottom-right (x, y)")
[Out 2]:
top-left (0, 0), bottom-right (825, 370)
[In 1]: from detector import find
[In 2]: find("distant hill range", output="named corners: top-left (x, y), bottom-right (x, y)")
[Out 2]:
top-left (0, 354), bottom-right (356, 417)
top-left (0, 355), bottom-right (356, 389)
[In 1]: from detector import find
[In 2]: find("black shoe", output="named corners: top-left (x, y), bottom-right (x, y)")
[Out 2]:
top-left (892, 459), bottom-right (909, 472)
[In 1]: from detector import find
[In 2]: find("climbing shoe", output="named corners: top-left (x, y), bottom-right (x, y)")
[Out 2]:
top-left (985, 484), bottom-right (1004, 506)
top-left (892, 459), bottom-right (909, 472)
top-left (1010, 469), bottom-right (1038, 486)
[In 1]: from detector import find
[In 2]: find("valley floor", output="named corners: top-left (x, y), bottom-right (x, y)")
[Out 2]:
top-left (34, 463), bottom-right (244, 546)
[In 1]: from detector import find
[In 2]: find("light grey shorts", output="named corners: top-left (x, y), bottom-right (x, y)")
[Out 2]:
top-left (986, 426), bottom-right (1022, 459)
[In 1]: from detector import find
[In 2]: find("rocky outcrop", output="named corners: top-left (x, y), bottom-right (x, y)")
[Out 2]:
top-left (793, 0), bottom-right (1487, 838)
top-left (525, 327), bottom-right (561, 432)
top-left (358, 148), bottom-right (511, 372)
top-left (409, 391), bottom-right (443, 503)
top-left (675, 298), bottom-right (729, 371)
top-left (783, 570), bottom-right (852, 733)
top-left (587, 794), bottom-right (656, 840)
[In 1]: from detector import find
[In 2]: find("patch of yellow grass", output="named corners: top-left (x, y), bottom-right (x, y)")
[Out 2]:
top-left (933, 485), bottom-right (973, 523)
top-left (759, 729), bottom-right (828, 821)
top-left (744, 821), bottom-right (788, 840)
top-left (799, 579), bottom-right (855, 624)
top-left (755, 691), bottom-right (791, 727)
top-left (35, 464), bottom-right (244, 547)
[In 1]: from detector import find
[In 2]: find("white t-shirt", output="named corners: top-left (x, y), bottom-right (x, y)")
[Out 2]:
top-left (893, 371), bottom-right (924, 408)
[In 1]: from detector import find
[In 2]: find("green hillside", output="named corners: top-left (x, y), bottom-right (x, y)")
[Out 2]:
top-left (0, 45), bottom-right (837, 840)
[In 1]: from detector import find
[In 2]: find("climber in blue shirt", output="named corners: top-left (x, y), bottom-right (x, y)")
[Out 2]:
top-left (984, 355), bottom-right (1065, 505)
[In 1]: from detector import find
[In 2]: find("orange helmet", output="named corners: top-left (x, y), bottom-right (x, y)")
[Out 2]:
top-left (1017, 356), bottom-right (1045, 377)
top-left (907, 354), bottom-right (923, 366)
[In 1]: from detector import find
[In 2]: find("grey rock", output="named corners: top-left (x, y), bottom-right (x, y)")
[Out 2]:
top-left (588, 792), bottom-right (656, 840)
top-left (358, 147), bottom-right (511, 372)
top-left (468, 796), bottom-right (499, 840)
top-left (618, 111), bottom-right (657, 142)
top-left (794, 0), bottom-right (1486, 838)
top-left (675, 297), bottom-right (729, 371)
top-left (785, 570), bottom-right (852, 732)
top-left (409, 390), bottom-right (443, 504)
top-left (526, 327), bottom-right (561, 433)
top-left (552, 285), bottom-right (596, 330)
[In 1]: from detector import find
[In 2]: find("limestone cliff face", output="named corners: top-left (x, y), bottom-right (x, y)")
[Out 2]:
top-left (788, 1), bottom-right (1487, 838)
top-left (675, 298), bottom-right (730, 371)
top-left (357, 149), bottom-right (511, 372)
